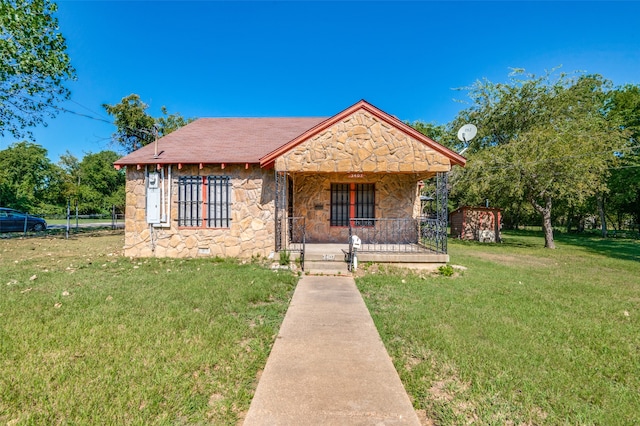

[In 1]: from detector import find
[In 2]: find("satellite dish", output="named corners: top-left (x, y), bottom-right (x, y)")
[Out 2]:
top-left (457, 124), bottom-right (477, 142)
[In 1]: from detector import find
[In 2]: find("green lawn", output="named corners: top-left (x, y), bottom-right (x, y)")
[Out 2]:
top-left (0, 234), bottom-right (297, 425)
top-left (4, 231), bottom-right (638, 425)
top-left (357, 231), bottom-right (640, 425)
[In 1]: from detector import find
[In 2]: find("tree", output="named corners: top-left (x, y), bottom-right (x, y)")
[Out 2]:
top-left (452, 70), bottom-right (627, 248)
top-left (157, 106), bottom-right (193, 136)
top-left (102, 94), bottom-right (156, 153)
top-left (0, 0), bottom-right (75, 139)
top-left (78, 151), bottom-right (125, 213)
top-left (408, 121), bottom-right (448, 143)
top-left (605, 84), bottom-right (640, 231)
top-left (103, 94), bottom-right (194, 153)
top-left (0, 141), bottom-right (61, 211)
top-left (58, 150), bottom-right (125, 214)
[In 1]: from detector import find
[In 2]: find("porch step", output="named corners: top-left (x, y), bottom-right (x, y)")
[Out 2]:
top-left (303, 252), bottom-right (348, 262)
top-left (303, 260), bottom-right (351, 276)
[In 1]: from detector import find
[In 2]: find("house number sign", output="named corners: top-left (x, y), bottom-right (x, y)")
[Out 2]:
top-left (347, 173), bottom-right (364, 178)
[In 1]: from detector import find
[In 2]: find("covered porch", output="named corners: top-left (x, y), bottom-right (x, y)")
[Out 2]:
top-left (258, 100), bottom-right (465, 270)
top-left (274, 170), bottom-right (450, 270)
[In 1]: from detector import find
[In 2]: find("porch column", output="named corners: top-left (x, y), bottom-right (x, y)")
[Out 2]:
top-left (436, 172), bottom-right (449, 254)
top-left (274, 170), bottom-right (288, 252)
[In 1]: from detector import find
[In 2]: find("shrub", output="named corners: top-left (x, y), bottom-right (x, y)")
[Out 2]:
top-left (279, 250), bottom-right (291, 266)
top-left (437, 264), bottom-right (454, 277)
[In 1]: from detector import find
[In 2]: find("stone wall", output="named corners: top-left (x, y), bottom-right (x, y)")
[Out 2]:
top-left (124, 164), bottom-right (275, 258)
top-left (122, 107), bottom-right (452, 257)
top-left (291, 173), bottom-right (422, 243)
top-left (275, 110), bottom-right (451, 173)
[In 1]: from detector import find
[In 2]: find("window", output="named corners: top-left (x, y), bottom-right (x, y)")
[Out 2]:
top-left (330, 183), bottom-right (350, 226)
top-left (178, 176), bottom-right (231, 228)
top-left (330, 183), bottom-right (375, 226)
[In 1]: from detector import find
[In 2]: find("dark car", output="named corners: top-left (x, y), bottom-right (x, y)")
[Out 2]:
top-left (0, 208), bottom-right (47, 232)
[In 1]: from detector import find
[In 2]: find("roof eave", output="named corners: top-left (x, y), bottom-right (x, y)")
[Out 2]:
top-left (113, 161), bottom-right (260, 170)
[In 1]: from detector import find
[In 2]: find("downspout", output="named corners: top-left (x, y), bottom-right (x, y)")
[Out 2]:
top-left (145, 165), bottom-right (156, 251)
top-left (160, 165), bottom-right (166, 223)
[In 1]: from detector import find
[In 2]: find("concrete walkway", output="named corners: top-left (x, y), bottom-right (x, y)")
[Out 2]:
top-left (244, 275), bottom-right (420, 425)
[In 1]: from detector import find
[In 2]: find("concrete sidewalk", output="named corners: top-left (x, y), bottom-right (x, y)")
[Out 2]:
top-left (244, 275), bottom-right (420, 425)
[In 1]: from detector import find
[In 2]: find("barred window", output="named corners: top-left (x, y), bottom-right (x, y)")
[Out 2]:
top-left (178, 176), bottom-right (231, 228)
top-left (330, 183), bottom-right (350, 226)
top-left (330, 183), bottom-right (375, 226)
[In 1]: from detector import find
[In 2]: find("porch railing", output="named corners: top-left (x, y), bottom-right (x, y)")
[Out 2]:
top-left (281, 216), bottom-right (305, 271)
top-left (347, 217), bottom-right (447, 254)
top-left (419, 217), bottom-right (447, 254)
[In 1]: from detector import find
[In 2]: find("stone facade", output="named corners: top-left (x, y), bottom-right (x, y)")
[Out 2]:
top-left (275, 110), bottom-right (451, 174)
top-left (122, 107), bottom-right (455, 258)
top-left (123, 164), bottom-right (276, 258)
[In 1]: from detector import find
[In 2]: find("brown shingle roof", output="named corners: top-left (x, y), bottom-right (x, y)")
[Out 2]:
top-left (114, 100), bottom-right (466, 169)
top-left (113, 117), bottom-right (329, 166)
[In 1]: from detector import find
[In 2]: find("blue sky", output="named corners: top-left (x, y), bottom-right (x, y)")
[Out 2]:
top-left (3, 1), bottom-right (640, 161)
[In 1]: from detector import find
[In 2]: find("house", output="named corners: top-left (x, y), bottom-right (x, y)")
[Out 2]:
top-left (114, 100), bottom-right (466, 265)
top-left (449, 206), bottom-right (502, 242)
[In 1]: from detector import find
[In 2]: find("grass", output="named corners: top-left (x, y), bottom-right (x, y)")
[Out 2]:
top-left (357, 230), bottom-right (640, 425)
top-left (4, 229), bottom-right (638, 424)
top-left (0, 233), bottom-right (297, 425)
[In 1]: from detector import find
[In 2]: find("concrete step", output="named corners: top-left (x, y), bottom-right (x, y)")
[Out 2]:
top-left (303, 251), bottom-right (348, 262)
top-left (303, 260), bottom-right (351, 276)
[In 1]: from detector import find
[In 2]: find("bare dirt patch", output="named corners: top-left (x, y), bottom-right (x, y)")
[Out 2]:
top-left (415, 409), bottom-right (436, 426)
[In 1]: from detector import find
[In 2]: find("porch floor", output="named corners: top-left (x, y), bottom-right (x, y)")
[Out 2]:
top-left (294, 243), bottom-right (449, 265)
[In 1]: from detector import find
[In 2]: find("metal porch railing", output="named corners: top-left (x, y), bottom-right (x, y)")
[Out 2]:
top-left (281, 216), bottom-right (305, 271)
top-left (347, 217), bottom-right (447, 254)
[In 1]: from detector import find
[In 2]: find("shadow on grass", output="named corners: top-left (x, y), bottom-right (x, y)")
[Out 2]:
top-left (497, 228), bottom-right (639, 262)
top-left (557, 232), bottom-right (639, 262)
top-left (451, 229), bottom-right (544, 250)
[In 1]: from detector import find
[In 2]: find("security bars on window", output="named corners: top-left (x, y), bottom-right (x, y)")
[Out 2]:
top-left (330, 183), bottom-right (375, 227)
top-left (178, 176), bottom-right (231, 228)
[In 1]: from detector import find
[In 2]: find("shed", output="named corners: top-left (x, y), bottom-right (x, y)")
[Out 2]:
top-left (450, 206), bottom-right (502, 242)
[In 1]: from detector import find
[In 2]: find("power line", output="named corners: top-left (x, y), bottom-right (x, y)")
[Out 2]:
top-left (9, 94), bottom-right (159, 140)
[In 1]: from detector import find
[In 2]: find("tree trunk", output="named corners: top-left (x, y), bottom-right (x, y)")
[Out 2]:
top-left (531, 196), bottom-right (555, 249)
top-left (541, 208), bottom-right (555, 249)
top-left (597, 194), bottom-right (607, 238)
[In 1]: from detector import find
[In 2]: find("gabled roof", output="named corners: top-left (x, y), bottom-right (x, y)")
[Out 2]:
top-left (113, 117), bottom-right (328, 166)
top-left (259, 100), bottom-right (466, 168)
top-left (114, 100), bottom-right (466, 168)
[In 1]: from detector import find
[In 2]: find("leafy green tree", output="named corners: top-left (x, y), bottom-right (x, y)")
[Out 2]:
top-left (102, 94), bottom-right (156, 153)
top-left (157, 106), bottom-right (193, 136)
top-left (0, 141), bottom-right (60, 211)
top-left (78, 151), bottom-right (125, 213)
top-left (408, 121), bottom-right (449, 144)
top-left (58, 150), bottom-right (81, 199)
top-left (58, 150), bottom-right (125, 214)
top-left (605, 84), bottom-right (640, 230)
top-left (0, 0), bottom-right (75, 139)
top-left (452, 70), bottom-right (627, 248)
top-left (103, 94), bottom-right (194, 153)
